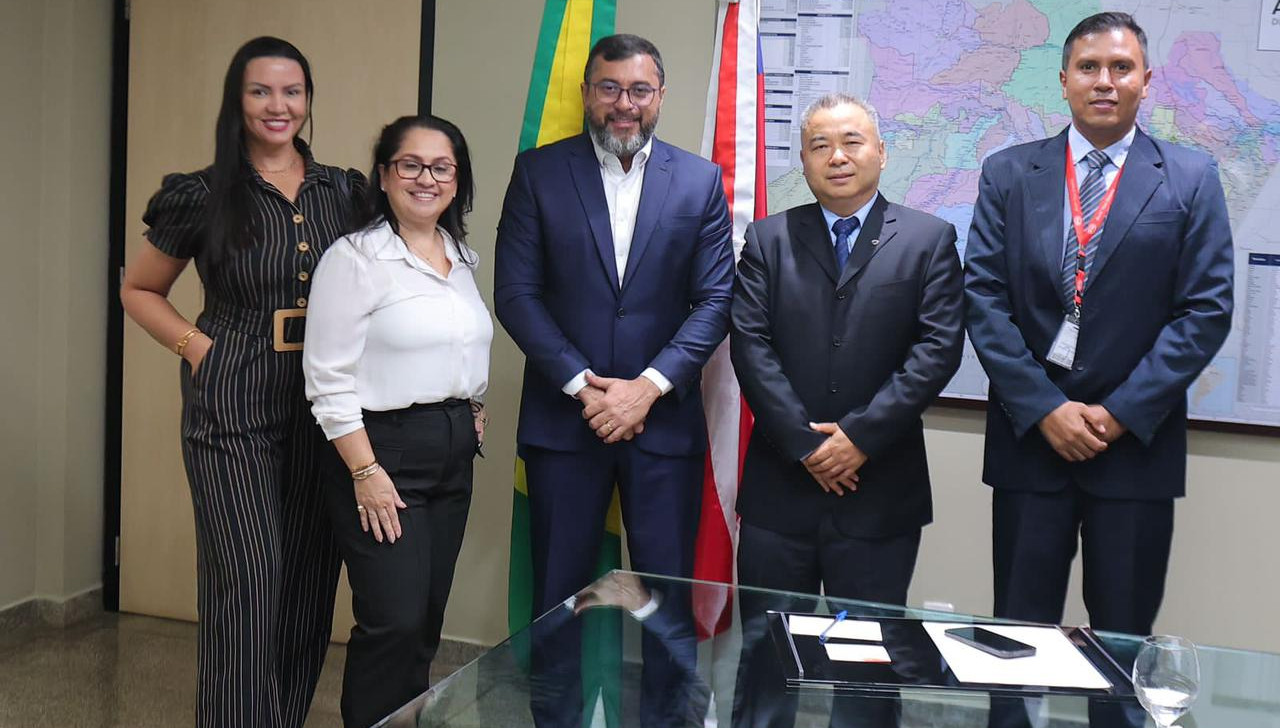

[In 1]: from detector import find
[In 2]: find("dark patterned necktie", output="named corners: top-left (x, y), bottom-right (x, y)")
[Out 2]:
top-left (832, 216), bottom-right (860, 271)
top-left (1062, 149), bottom-right (1112, 304)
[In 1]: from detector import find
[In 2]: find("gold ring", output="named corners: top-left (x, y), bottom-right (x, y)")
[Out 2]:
top-left (356, 505), bottom-right (366, 513)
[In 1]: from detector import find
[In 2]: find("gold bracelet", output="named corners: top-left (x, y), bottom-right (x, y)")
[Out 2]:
top-left (352, 464), bottom-right (382, 481)
top-left (174, 328), bottom-right (201, 356)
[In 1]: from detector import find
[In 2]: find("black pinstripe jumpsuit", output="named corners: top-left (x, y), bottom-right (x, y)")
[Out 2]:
top-left (142, 144), bottom-right (366, 728)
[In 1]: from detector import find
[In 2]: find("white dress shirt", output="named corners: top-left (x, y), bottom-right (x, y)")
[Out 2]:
top-left (561, 136), bottom-right (672, 398)
top-left (597, 135), bottom-right (651, 285)
top-left (303, 221), bottom-right (493, 440)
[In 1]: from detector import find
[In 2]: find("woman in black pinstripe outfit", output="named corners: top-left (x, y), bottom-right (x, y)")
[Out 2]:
top-left (120, 37), bottom-right (364, 728)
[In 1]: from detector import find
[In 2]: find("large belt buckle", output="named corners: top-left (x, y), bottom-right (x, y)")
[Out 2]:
top-left (272, 308), bottom-right (307, 352)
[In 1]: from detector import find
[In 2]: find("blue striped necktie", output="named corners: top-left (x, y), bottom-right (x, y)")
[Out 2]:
top-left (832, 216), bottom-right (859, 270)
top-left (1062, 149), bottom-right (1112, 303)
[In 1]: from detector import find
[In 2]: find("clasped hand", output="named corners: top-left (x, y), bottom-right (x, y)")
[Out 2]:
top-left (1038, 401), bottom-right (1127, 462)
top-left (580, 372), bottom-right (659, 443)
top-left (572, 572), bottom-right (651, 614)
top-left (803, 422), bottom-right (866, 495)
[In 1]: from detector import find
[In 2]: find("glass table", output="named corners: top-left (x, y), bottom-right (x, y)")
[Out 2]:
top-left (377, 571), bottom-right (1280, 727)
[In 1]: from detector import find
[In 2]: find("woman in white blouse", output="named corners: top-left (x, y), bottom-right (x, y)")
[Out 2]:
top-left (302, 114), bottom-right (492, 728)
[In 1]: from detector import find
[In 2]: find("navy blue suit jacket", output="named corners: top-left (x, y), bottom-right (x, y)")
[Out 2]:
top-left (494, 133), bottom-right (734, 456)
top-left (964, 127), bottom-right (1234, 499)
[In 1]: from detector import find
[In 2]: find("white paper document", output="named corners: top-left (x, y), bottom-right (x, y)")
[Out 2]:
top-left (825, 643), bottom-right (892, 663)
top-left (923, 623), bottom-right (1112, 690)
top-left (788, 615), bottom-right (883, 642)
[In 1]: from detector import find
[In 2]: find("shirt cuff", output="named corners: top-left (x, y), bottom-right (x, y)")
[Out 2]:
top-left (640, 368), bottom-right (673, 396)
top-left (630, 592), bottom-right (662, 621)
top-left (563, 369), bottom-right (592, 397)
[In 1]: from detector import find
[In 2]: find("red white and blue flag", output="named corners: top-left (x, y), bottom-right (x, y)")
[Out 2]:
top-left (694, 0), bottom-right (765, 639)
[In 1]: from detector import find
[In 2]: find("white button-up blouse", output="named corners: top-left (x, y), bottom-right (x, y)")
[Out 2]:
top-left (303, 220), bottom-right (493, 441)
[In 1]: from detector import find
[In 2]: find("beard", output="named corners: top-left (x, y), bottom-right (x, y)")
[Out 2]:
top-left (587, 110), bottom-right (659, 158)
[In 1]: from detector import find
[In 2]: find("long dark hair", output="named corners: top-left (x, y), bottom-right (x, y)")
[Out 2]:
top-left (205, 36), bottom-right (314, 266)
top-left (358, 114), bottom-right (477, 265)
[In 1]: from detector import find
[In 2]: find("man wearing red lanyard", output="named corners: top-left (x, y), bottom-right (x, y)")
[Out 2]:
top-left (964, 11), bottom-right (1234, 637)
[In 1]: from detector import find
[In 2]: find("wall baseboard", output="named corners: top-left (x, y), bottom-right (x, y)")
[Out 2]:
top-left (0, 588), bottom-right (103, 634)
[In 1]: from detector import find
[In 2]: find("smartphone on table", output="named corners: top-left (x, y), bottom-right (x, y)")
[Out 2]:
top-left (944, 626), bottom-right (1037, 659)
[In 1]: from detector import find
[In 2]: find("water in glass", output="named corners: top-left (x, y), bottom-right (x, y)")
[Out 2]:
top-left (1132, 635), bottom-right (1200, 728)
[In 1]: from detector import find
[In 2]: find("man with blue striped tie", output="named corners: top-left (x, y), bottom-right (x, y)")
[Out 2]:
top-left (965, 11), bottom-right (1234, 638)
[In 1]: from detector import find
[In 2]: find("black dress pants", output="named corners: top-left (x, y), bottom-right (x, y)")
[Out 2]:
top-left (733, 517), bottom-right (921, 728)
top-left (322, 400), bottom-right (475, 728)
top-left (992, 484), bottom-right (1174, 635)
top-left (521, 442), bottom-right (703, 728)
top-left (988, 484), bottom-right (1172, 728)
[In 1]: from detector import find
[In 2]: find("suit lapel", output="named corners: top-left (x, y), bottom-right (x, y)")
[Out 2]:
top-left (567, 135), bottom-right (621, 292)
top-left (1026, 130), bottom-right (1070, 303)
top-left (838, 194), bottom-right (895, 289)
top-left (1084, 129), bottom-right (1163, 293)
top-left (620, 142), bottom-right (672, 292)
top-left (791, 204), bottom-right (839, 284)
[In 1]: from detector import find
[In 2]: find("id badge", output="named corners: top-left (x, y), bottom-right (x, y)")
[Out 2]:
top-left (1046, 313), bottom-right (1080, 369)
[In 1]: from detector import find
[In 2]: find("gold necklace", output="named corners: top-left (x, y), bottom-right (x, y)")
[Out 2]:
top-left (403, 229), bottom-right (446, 269)
top-left (254, 155), bottom-right (300, 175)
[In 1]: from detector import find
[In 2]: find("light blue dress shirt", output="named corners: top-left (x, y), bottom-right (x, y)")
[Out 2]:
top-left (820, 191), bottom-right (880, 255)
top-left (1062, 124), bottom-right (1135, 252)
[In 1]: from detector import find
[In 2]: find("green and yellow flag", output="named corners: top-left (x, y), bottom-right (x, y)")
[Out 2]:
top-left (508, 1), bottom-right (620, 725)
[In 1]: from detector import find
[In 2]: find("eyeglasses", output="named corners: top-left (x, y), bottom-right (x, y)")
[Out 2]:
top-left (591, 81), bottom-right (658, 107)
top-left (389, 158), bottom-right (457, 183)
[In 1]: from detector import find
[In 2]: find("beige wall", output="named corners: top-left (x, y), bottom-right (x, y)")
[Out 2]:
top-left (0, 0), bottom-right (110, 609)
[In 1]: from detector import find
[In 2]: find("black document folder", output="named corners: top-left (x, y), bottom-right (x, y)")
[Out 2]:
top-left (767, 611), bottom-right (1135, 698)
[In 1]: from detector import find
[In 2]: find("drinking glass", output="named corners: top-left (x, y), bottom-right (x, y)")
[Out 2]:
top-left (1132, 635), bottom-right (1200, 728)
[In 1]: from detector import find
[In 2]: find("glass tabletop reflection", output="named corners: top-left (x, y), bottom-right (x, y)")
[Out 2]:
top-left (376, 571), bottom-right (1280, 728)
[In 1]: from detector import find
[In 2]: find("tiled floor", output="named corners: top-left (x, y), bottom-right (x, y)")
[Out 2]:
top-left (0, 613), bottom-right (477, 728)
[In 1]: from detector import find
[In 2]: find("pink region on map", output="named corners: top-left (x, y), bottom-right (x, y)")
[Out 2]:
top-left (973, 0), bottom-right (1049, 48)
top-left (1156, 34), bottom-right (1262, 127)
top-left (859, 0), bottom-right (983, 79)
top-left (868, 43), bottom-right (1007, 128)
top-left (977, 125), bottom-right (1012, 159)
top-left (930, 46), bottom-right (1021, 86)
top-left (986, 99), bottom-right (1067, 147)
top-left (867, 44), bottom-right (937, 117)
top-left (904, 170), bottom-right (982, 210)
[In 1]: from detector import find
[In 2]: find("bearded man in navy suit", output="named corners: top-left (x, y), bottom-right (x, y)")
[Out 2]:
top-left (494, 33), bottom-right (733, 728)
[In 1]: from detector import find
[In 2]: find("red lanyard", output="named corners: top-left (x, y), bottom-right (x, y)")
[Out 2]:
top-left (1065, 142), bottom-right (1123, 312)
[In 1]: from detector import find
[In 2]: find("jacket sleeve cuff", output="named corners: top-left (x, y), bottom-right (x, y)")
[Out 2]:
top-left (1100, 394), bottom-right (1159, 446)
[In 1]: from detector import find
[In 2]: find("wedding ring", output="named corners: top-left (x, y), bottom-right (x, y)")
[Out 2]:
top-left (356, 505), bottom-right (366, 513)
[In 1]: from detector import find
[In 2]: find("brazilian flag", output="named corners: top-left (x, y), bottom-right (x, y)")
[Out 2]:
top-left (507, 2), bottom-right (622, 727)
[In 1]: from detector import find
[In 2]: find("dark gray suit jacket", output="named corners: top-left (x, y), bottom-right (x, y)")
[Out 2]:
top-left (731, 195), bottom-right (964, 537)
